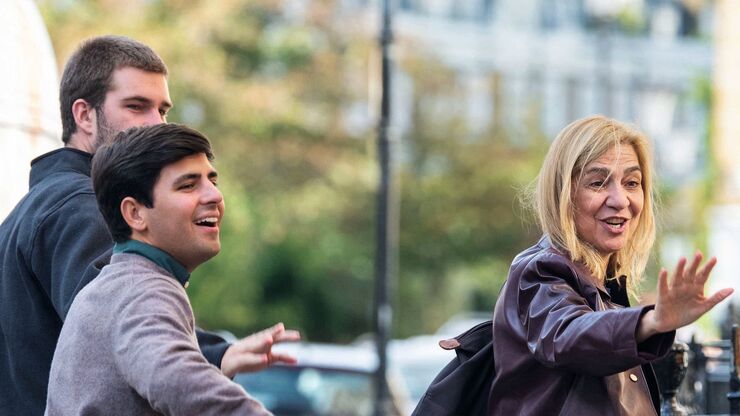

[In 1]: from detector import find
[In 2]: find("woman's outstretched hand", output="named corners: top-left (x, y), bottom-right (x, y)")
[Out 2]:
top-left (636, 252), bottom-right (734, 343)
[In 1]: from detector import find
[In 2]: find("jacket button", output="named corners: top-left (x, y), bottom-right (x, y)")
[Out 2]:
top-left (629, 373), bottom-right (638, 382)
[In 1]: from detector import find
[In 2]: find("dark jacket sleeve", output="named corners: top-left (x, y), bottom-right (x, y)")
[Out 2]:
top-left (197, 329), bottom-right (231, 369)
top-left (517, 254), bottom-right (674, 377)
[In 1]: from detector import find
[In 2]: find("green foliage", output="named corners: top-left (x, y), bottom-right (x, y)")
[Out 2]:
top-left (40, 0), bottom-right (549, 341)
top-left (392, 55), bottom-right (547, 333)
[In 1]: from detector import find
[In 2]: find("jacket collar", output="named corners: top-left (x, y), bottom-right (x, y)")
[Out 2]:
top-left (113, 240), bottom-right (190, 288)
top-left (29, 148), bottom-right (92, 187)
top-left (538, 235), bottom-right (630, 307)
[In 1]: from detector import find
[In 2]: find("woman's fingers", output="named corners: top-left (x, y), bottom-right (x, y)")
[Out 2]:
top-left (669, 252), bottom-right (715, 287)
top-left (685, 251), bottom-right (703, 282)
top-left (671, 257), bottom-right (687, 287)
top-left (657, 268), bottom-right (669, 296)
top-left (656, 252), bottom-right (732, 331)
top-left (704, 288), bottom-right (735, 311)
top-left (695, 256), bottom-right (717, 285)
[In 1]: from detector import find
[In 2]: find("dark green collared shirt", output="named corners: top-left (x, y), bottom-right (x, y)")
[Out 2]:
top-left (113, 240), bottom-right (190, 288)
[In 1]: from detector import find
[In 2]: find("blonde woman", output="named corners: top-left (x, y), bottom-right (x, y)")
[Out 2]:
top-left (488, 115), bottom-right (734, 415)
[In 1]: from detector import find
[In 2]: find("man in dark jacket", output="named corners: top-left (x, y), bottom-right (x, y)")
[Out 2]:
top-left (0, 35), bottom-right (298, 415)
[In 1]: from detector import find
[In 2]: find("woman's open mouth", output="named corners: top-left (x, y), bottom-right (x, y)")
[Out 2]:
top-left (601, 217), bottom-right (627, 232)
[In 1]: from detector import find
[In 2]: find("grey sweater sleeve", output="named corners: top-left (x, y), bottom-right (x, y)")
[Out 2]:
top-left (111, 276), bottom-right (271, 416)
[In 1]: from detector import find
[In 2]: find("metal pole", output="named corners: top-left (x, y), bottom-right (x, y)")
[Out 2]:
top-left (729, 325), bottom-right (740, 415)
top-left (374, 0), bottom-right (395, 414)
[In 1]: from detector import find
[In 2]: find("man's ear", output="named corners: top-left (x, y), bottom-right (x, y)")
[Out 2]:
top-left (120, 197), bottom-right (148, 233)
top-left (71, 98), bottom-right (96, 136)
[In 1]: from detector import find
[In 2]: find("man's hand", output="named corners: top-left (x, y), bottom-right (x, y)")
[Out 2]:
top-left (637, 252), bottom-right (734, 342)
top-left (220, 322), bottom-right (301, 378)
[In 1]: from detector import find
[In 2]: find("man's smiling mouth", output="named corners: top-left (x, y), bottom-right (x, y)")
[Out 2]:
top-left (194, 217), bottom-right (218, 227)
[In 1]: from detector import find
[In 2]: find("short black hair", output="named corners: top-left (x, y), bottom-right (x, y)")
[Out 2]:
top-left (60, 35), bottom-right (168, 144)
top-left (91, 124), bottom-right (213, 243)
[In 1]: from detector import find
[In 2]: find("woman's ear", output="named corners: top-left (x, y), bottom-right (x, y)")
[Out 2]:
top-left (120, 197), bottom-right (148, 233)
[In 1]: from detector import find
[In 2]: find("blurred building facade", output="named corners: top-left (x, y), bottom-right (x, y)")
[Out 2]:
top-left (708, 0), bottom-right (740, 321)
top-left (337, 0), bottom-right (713, 183)
top-left (330, 0), bottom-right (738, 328)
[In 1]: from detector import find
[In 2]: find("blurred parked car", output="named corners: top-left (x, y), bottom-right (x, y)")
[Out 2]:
top-left (234, 342), bottom-right (405, 416)
top-left (388, 336), bottom-right (454, 414)
top-left (434, 311), bottom-right (491, 338)
top-left (232, 312), bottom-right (488, 415)
top-left (386, 311), bottom-right (490, 412)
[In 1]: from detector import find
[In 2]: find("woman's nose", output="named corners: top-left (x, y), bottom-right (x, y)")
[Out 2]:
top-left (606, 184), bottom-right (629, 209)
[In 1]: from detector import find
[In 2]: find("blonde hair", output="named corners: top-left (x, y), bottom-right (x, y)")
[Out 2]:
top-left (534, 115), bottom-right (655, 296)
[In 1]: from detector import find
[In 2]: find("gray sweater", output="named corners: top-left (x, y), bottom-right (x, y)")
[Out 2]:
top-left (45, 253), bottom-right (271, 415)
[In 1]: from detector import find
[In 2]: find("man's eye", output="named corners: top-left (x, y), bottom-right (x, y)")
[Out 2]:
top-left (159, 108), bottom-right (168, 116)
top-left (127, 104), bottom-right (143, 111)
top-left (178, 183), bottom-right (194, 190)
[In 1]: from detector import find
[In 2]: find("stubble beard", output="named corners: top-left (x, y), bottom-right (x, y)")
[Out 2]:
top-left (92, 109), bottom-right (117, 152)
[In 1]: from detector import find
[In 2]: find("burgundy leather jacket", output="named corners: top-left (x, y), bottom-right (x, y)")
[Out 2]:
top-left (488, 237), bottom-right (675, 415)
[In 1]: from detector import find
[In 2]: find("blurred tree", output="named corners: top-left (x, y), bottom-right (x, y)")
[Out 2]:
top-left (393, 54), bottom-right (547, 333)
top-left (39, 0), bottom-right (548, 341)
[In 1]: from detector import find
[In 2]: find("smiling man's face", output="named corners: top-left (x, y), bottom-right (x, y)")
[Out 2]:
top-left (137, 152), bottom-right (224, 271)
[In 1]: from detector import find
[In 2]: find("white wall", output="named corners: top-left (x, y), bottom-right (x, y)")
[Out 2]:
top-left (0, 0), bottom-right (61, 220)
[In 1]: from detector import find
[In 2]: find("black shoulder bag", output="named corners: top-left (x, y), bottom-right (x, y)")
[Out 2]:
top-left (411, 320), bottom-right (495, 416)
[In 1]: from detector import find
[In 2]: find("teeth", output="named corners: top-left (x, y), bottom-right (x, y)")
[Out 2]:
top-left (604, 219), bottom-right (626, 228)
top-left (195, 217), bottom-right (218, 225)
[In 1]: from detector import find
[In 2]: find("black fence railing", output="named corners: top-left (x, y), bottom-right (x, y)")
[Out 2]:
top-left (659, 324), bottom-right (740, 415)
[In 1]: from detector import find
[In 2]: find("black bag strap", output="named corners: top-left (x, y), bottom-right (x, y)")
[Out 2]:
top-left (411, 320), bottom-right (494, 416)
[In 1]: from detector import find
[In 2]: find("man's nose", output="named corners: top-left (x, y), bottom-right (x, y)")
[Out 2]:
top-left (142, 109), bottom-right (165, 125)
top-left (201, 181), bottom-right (223, 205)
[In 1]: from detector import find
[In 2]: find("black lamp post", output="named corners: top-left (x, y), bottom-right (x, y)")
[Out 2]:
top-left (373, 0), bottom-right (396, 414)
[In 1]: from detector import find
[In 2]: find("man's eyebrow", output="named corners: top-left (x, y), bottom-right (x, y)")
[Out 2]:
top-left (172, 173), bottom-right (200, 185)
top-left (122, 95), bottom-right (173, 109)
top-left (172, 171), bottom-right (218, 186)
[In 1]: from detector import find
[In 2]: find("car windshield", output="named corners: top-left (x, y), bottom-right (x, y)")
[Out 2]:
top-left (395, 360), bottom-right (445, 404)
top-left (235, 366), bottom-right (374, 416)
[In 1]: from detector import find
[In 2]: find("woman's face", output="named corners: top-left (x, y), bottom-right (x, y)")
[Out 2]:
top-left (573, 144), bottom-right (644, 260)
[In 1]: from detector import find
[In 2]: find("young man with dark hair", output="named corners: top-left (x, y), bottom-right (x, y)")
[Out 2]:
top-left (46, 124), bottom-right (270, 415)
top-left (0, 35), bottom-right (297, 415)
